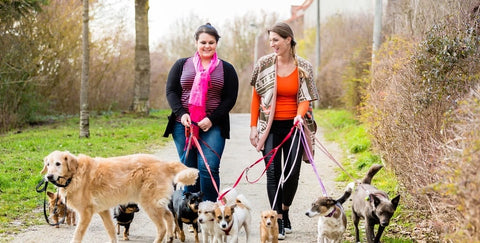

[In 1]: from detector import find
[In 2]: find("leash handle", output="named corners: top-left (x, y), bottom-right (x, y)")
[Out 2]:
top-left (36, 178), bottom-right (47, 193)
top-left (36, 179), bottom-right (68, 226)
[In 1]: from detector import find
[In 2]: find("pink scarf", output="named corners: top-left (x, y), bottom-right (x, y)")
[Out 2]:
top-left (188, 51), bottom-right (219, 140)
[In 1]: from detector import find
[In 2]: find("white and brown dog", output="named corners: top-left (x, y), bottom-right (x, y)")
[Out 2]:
top-left (259, 209), bottom-right (278, 243)
top-left (197, 200), bottom-right (217, 243)
top-left (213, 189), bottom-right (251, 243)
top-left (305, 182), bottom-right (354, 243)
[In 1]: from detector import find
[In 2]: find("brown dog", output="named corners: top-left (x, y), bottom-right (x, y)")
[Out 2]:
top-left (46, 191), bottom-right (76, 228)
top-left (41, 150), bottom-right (198, 243)
top-left (351, 164), bottom-right (400, 243)
top-left (260, 210), bottom-right (278, 243)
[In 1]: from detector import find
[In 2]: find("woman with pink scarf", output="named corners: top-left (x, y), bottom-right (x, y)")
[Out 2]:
top-left (163, 23), bottom-right (239, 202)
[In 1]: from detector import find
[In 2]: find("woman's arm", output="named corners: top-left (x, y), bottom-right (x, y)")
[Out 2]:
top-left (165, 58), bottom-right (188, 117)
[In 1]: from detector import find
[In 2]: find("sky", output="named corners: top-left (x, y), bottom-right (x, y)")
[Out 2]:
top-left (94, 0), bottom-right (306, 46)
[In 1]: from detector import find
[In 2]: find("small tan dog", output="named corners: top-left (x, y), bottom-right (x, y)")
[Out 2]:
top-left (260, 210), bottom-right (278, 243)
top-left (41, 150), bottom-right (198, 243)
top-left (46, 191), bottom-right (76, 228)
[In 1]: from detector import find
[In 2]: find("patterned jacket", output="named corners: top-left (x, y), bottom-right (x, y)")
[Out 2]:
top-left (250, 53), bottom-right (319, 151)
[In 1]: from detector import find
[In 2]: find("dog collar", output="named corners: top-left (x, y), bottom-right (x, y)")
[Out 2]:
top-left (325, 207), bottom-right (336, 217)
top-left (222, 221), bottom-right (234, 235)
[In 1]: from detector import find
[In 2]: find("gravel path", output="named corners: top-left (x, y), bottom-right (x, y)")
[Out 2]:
top-left (9, 113), bottom-right (346, 243)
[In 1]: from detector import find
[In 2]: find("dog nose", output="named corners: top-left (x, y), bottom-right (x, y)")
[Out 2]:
top-left (380, 221), bottom-right (389, 227)
top-left (199, 218), bottom-right (204, 223)
top-left (47, 174), bottom-right (54, 181)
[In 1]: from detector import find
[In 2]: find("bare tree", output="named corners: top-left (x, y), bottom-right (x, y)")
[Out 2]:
top-left (80, 0), bottom-right (90, 138)
top-left (131, 0), bottom-right (150, 115)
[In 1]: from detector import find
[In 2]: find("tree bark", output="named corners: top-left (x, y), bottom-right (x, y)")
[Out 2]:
top-left (372, 0), bottom-right (383, 61)
top-left (131, 0), bottom-right (150, 115)
top-left (80, 0), bottom-right (90, 138)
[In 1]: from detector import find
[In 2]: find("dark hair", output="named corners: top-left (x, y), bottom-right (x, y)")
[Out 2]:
top-left (268, 22), bottom-right (297, 57)
top-left (194, 23), bottom-right (220, 42)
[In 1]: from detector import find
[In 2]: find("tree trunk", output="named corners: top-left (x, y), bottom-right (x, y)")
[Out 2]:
top-left (372, 0), bottom-right (383, 61)
top-left (79, 0), bottom-right (90, 138)
top-left (131, 0), bottom-right (150, 115)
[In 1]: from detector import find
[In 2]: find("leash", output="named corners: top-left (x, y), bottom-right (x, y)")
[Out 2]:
top-left (300, 124), bottom-right (374, 197)
top-left (298, 124), bottom-right (329, 196)
top-left (217, 123), bottom-right (298, 204)
top-left (35, 178), bottom-right (68, 226)
top-left (183, 124), bottom-right (220, 196)
top-left (270, 126), bottom-right (303, 209)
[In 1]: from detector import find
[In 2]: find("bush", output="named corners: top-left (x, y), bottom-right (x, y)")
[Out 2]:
top-left (363, 12), bottom-right (480, 240)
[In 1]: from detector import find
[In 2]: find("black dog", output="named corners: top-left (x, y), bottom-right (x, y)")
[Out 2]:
top-left (169, 189), bottom-right (203, 243)
top-left (351, 164), bottom-right (401, 243)
top-left (113, 203), bottom-right (140, 241)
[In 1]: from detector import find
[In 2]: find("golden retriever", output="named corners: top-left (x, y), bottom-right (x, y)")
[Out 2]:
top-left (41, 150), bottom-right (198, 243)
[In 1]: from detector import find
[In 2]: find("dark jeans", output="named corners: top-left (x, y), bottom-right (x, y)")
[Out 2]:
top-left (172, 122), bottom-right (225, 202)
top-left (262, 120), bottom-right (303, 213)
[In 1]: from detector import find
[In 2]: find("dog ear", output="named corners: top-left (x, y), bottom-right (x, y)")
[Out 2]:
top-left (184, 192), bottom-right (191, 197)
top-left (391, 195), bottom-right (401, 209)
top-left (370, 194), bottom-right (382, 208)
top-left (326, 197), bottom-right (336, 206)
top-left (65, 152), bottom-right (78, 174)
top-left (41, 155), bottom-right (49, 174)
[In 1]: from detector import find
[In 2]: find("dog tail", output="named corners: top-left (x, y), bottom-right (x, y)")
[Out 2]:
top-left (336, 182), bottom-right (354, 205)
top-left (361, 164), bottom-right (383, 184)
top-left (170, 162), bottom-right (198, 187)
top-left (235, 194), bottom-right (251, 210)
top-left (219, 187), bottom-right (239, 205)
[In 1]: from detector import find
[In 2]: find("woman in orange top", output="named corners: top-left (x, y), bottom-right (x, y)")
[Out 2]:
top-left (249, 22), bottom-right (319, 240)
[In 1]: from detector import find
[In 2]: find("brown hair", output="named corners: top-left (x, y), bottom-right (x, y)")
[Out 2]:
top-left (268, 22), bottom-right (297, 62)
top-left (194, 23), bottom-right (220, 42)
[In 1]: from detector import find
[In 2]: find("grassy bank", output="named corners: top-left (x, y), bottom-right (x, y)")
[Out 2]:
top-left (0, 110), bottom-right (171, 236)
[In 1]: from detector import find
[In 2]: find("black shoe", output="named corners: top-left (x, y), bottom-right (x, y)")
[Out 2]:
top-left (283, 210), bottom-right (292, 234)
top-left (277, 218), bottom-right (285, 240)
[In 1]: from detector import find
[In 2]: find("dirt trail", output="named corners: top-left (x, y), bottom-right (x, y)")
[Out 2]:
top-left (9, 113), bottom-right (346, 243)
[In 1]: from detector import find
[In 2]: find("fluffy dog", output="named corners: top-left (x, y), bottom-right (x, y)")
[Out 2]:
top-left (351, 164), bottom-right (400, 243)
top-left (213, 192), bottom-right (251, 243)
top-left (259, 210), bottom-right (278, 243)
top-left (197, 200), bottom-right (217, 243)
top-left (305, 182), bottom-right (354, 243)
top-left (113, 203), bottom-right (140, 240)
top-left (46, 191), bottom-right (76, 228)
top-left (169, 190), bottom-right (203, 243)
top-left (41, 150), bottom-right (198, 243)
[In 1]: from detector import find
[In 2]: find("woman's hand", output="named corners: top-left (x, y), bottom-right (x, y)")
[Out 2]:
top-left (293, 115), bottom-right (304, 127)
top-left (181, 113), bottom-right (192, 127)
top-left (198, 117), bottom-right (212, 132)
top-left (249, 126), bottom-right (258, 147)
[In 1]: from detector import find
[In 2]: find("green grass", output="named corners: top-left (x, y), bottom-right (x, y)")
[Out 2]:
top-left (0, 110), bottom-right (171, 236)
top-left (314, 109), bottom-right (410, 242)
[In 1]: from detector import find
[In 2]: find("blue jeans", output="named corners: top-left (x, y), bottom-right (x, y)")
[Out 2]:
top-left (172, 122), bottom-right (225, 202)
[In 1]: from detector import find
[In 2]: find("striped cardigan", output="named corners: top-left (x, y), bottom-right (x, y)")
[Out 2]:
top-left (250, 53), bottom-right (319, 151)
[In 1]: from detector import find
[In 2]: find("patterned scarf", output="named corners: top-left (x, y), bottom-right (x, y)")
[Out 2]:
top-left (188, 51), bottom-right (219, 140)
